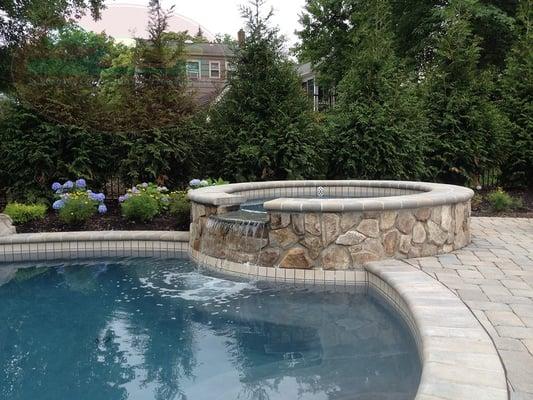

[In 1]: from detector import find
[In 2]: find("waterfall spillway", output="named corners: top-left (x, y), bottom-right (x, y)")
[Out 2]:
top-left (201, 211), bottom-right (269, 265)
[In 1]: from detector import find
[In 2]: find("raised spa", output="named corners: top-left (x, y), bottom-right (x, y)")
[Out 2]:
top-left (0, 258), bottom-right (421, 400)
top-left (189, 180), bottom-right (474, 270)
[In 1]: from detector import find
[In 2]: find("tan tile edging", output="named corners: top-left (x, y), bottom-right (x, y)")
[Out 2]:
top-left (366, 260), bottom-right (509, 400)
top-left (0, 231), bottom-right (190, 262)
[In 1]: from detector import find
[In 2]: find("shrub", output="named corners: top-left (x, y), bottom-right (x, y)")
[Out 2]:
top-left (58, 197), bottom-right (99, 224)
top-left (51, 179), bottom-right (107, 225)
top-left (121, 193), bottom-right (159, 222)
top-left (487, 189), bottom-right (522, 212)
top-left (169, 191), bottom-right (191, 226)
top-left (3, 203), bottom-right (47, 224)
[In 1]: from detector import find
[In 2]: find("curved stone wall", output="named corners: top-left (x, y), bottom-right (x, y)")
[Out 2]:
top-left (189, 180), bottom-right (474, 270)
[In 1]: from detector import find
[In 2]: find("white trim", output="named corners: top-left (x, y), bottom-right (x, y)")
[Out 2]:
top-left (209, 61), bottom-right (221, 79)
top-left (186, 59), bottom-right (201, 80)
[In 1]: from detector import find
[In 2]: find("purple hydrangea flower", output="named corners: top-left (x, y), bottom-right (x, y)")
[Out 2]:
top-left (98, 204), bottom-right (108, 214)
top-left (118, 195), bottom-right (126, 203)
top-left (63, 180), bottom-right (74, 189)
top-left (51, 182), bottom-right (62, 191)
top-left (95, 193), bottom-right (105, 202)
top-left (52, 199), bottom-right (65, 210)
top-left (75, 179), bottom-right (87, 188)
top-left (132, 187), bottom-right (140, 194)
top-left (141, 182), bottom-right (148, 188)
top-left (189, 179), bottom-right (201, 187)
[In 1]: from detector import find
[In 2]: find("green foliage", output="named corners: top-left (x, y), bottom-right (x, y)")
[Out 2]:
top-left (326, 0), bottom-right (428, 180)
top-left (168, 191), bottom-right (191, 226)
top-left (58, 197), bottom-right (97, 225)
top-left (422, 0), bottom-right (509, 185)
top-left (3, 203), bottom-right (47, 224)
top-left (296, 0), bottom-right (358, 89)
top-left (121, 194), bottom-right (160, 223)
top-left (0, 103), bottom-right (205, 201)
top-left (499, 0), bottom-right (533, 187)
top-left (207, 0), bottom-right (325, 182)
top-left (487, 188), bottom-right (522, 212)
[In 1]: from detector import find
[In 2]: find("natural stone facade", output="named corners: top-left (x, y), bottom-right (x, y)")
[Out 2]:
top-left (190, 201), bottom-right (472, 270)
top-left (188, 180), bottom-right (474, 270)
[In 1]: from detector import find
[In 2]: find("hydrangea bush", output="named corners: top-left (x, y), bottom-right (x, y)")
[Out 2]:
top-left (119, 183), bottom-right (169, 222)
top-left (119, 182), bottom-right (191, 224)
top-left (51, 179), bottom-right (107, 224)
top-left (189, 178), bottom-right (228, 189)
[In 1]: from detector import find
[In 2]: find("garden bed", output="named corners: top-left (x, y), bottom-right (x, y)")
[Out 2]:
top-left (471, 189), bottom-right (533, 218)
top-left (14, 203), bottom-right (190, 233)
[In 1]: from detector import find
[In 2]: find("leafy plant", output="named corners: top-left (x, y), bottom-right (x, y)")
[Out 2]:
top-left (189, 178), bottom-right (229, 189)
top-left (3, 202), bottom-right (47, 224)
top-left (58, 197), bottom-right (99, 224)
top-left (121, 193), bottom-right (159, 222)
top-left (119, 182), bottom-right (169, 222)
top-left (51, 179), bottom-right (107, 225)
top-left (168, 191), bottom-right (191, 226)
top-left (487, 188), bottom-right (522, 212)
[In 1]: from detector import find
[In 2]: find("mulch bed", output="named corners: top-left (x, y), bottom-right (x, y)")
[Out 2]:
top-left (471, 188), bottom-right (533, 218)
top-left (11, 189), bottom-right (533, 234)
top-left (15, 203), bottom-right (190, 233)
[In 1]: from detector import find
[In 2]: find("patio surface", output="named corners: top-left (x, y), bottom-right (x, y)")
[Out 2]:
top-left (400, 217), bottom-right (533, 400)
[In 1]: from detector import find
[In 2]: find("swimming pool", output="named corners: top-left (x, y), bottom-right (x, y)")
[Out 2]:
top-left (0, 258), bottom-right (421, 400)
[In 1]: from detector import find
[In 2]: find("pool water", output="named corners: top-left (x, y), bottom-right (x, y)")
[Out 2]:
top-left (0, 259), bottom-right (421, 400)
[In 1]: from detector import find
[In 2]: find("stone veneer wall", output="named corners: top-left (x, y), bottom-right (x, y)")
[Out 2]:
top-left (190, 200), bottom-right (471, 270)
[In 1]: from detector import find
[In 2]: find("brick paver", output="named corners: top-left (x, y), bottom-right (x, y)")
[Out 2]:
top-left (404, 217), bottom-right (533, 400)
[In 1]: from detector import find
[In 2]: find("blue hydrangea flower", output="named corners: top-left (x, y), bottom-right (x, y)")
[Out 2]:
top-left (95, 193), bottom-right (105, 202)
top-left (63, 180), bottom-right (74, 189)
top-left (52, 199), bottom-right (65, 210)
top-left (75, 179), bottom-right (86, 188)
top-left (98, 204), bottom-right (108, 214)
top-left (118, 195), bottom-right (126, 203)
top-left (51, 182), bottom-right (62, 191)
top-left (132, 187), bottom-right (140, 194)
top-left (141, 182), bottom-right (148, 188)
top-left (189, 179), bottom-right (201, 187)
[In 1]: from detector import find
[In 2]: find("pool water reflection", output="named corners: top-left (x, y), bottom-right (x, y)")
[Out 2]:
top-left (0, 258), bottom-right (421, 400)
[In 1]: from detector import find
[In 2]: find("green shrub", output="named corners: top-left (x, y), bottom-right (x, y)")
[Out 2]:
top-left (3, 203), bottom-right (47, 224)
top-left (58, 197), bottom-right (98, 224)
top-left (169, 191), bottom-right (191, 226)
top-left (487, 189), bottom-right (522, 212)
top-left (121, 193), bottom-right (159, 222)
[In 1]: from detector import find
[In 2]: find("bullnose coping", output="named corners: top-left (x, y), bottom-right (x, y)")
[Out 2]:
top-left (366, 260), bottom-right (508, 400)
top-left (188, 180), bottom-right (474, 212)
top-left (0, 231), bottom-right (190, 244)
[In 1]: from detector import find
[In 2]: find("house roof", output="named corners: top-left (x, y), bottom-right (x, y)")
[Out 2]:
top-left (185, 43), bottom-right (234, 58)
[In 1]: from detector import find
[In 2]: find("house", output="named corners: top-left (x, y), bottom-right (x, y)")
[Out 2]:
top-left (184, 42), bottom-right (234, 105)
top-left (297, 62), bottom-right (335, 112)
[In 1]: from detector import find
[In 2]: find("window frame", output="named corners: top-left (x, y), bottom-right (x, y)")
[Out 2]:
top-left (186, 60), bottom-right (201, 80)
top-left (209, 61), bottom-right (221, 79)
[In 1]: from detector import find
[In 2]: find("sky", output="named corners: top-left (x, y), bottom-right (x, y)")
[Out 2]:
top-left (109, 0), bottom-right (306, 46)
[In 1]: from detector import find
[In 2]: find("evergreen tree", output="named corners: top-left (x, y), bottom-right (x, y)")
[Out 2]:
top-left (500, 0), bottom-right (533, 187)
top-left (423, 0), bottom-right (509, 185)
top-left (206, 0), bottom-right (324, 181)
top-left (296, 0), bottom-right (358, 90)
top-left (326, 0), bottom-right (428, 180)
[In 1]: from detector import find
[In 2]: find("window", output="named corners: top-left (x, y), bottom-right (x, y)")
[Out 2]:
top-left (186, 61), bottom-right (200, 79)
top-left (209, 61), bottom-right (220, 79)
